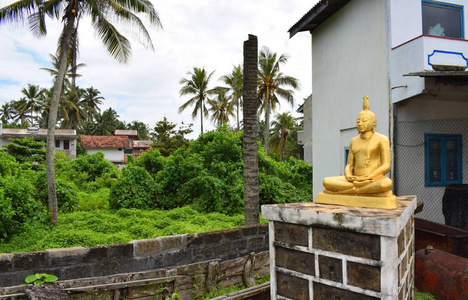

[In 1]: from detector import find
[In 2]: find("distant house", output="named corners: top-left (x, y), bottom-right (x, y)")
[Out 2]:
top-left (296, 94), bottom-right (313, 165)
top-left (81, 130), bottom-right (153, 166)
top-left (80, 135), bottom-right (129, 165)
top-left (0, 126), bottom-right (77, 158)
top-left (290, 0), bottom-right (468, 224)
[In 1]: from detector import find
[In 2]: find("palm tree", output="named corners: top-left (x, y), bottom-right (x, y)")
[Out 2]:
top-left (60, 84), bottom-right (87, 129)
top-left (41, 53), bottom-right (86, 88)
top-left (10, 97), bottom-right (28, 125)
top-left (18, 84), bottom-right (46, 125)
top-left (80, 87), bottom-right (104, 122)
top-left (270, 112), bottom-right (295, 162)
top-left (0, 0), bottom-right (162, 226)
top-left (126, 120), bottom-right (150, 140)
top-left (257, 47), bottom-right (299, 155)
top-left (0, 102), bottom-right (12, 124)
top-left (89, 108), bottom-right (123, 135)
top-left (179, 67), bottom-right (216, 135)
top-left (220, 65), bottom-right (243, 130)
top-left (208, 88), bottom-right (234, 127)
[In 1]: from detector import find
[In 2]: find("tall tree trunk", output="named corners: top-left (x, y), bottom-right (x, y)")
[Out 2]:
top-left (46, 13), bottom-right (75, 226)
top-left (237, 98), bottom-right (240, 131)
top-left (264, 97), bottom-right (271, 155)
top-left (200, 96), bottom-right (204, 134)
top-left (242, 34), bottom-right (259, 226)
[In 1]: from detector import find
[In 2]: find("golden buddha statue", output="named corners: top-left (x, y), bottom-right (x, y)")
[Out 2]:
top-left (315, 95), bottom-right (398, 209)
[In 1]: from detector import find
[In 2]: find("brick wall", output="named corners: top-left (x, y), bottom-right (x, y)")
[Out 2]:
top-left (263, 197), bottom-right (417, 300)
top-left (0, 224), bottom-right (268, 287)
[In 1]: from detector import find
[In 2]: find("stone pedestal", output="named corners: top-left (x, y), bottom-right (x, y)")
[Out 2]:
top-left (261, 196), bottom-right (417, 300)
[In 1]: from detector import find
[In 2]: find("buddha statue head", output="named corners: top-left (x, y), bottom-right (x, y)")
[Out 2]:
top-left (356, 95), bottom-right (376, 134)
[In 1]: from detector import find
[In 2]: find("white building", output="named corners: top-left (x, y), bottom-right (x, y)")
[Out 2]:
top-left (0, 127), bottom-right (77, 158)
top-left (80, 135), bottom-right (129, 165)
top-left (290, 0), bottom-right (468, 224)
top-left (297, 94), bottom-right (313, 165)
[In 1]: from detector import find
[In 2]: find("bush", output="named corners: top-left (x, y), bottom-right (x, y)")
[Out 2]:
top-left (129, 148), bottom-right (166, 177)
top-left (77, 188), bottom-right (110, 211)
top-left (0, 176), bottom-right (47, 241)
top-left (109, 166), bottom-right (158, 209)
top-left (35, 172), bottom-right (79, 212)
top-left (68, 152), bottom-right (119, 184)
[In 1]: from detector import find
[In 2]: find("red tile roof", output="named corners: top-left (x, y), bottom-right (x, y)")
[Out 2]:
top-left (81, 135), bottom-right (129, 148)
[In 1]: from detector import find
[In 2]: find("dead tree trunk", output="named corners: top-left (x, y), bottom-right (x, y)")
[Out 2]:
top-left (242, 34), bottom-right (259, 226)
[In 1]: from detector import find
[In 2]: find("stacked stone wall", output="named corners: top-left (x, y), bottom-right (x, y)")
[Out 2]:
top-left (0, 224), bottom-right (268, 287)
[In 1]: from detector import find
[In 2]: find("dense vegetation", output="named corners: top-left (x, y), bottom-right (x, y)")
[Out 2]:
top-left (0, 127), bottom-right (311, 253)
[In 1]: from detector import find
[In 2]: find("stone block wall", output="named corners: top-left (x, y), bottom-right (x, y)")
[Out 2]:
top-left (0, 224), bottom-right (268, 287)
top-left (262, 196), bottom-right (417, 300)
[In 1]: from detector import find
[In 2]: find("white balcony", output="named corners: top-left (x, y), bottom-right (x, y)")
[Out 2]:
top-left (390, 35), bottom-right (468, 103)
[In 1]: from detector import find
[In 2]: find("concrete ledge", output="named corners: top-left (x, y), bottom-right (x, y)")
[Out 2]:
top-left (262, 196), bottom-right (417, 237)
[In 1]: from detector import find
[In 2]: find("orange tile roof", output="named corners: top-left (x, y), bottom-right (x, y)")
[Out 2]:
top-left (81, 135), bottom-right (129, 148)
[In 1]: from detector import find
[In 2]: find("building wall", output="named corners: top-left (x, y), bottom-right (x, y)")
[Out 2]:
top-left (311, 0), bottom-right (390, 198)
top-left (303, 94), bottom-right (313, 165)
top-left (87, 148), bottom-right (125, 162)
top-left (0, 137), bottom-right (77, 159)
top-left (396, 98), bottom-right (468, 223)
top-left (389, 0), bottom-right (468, 48)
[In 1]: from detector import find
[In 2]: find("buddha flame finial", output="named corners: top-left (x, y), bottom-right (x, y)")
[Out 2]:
top-left (363, 95), bottom-right (370, 111)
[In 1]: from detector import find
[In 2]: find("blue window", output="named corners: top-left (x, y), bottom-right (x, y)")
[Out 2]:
top-left (422, 1), bottom-right (464, 39)
top-left (425, 134), bottom-right (462, 186)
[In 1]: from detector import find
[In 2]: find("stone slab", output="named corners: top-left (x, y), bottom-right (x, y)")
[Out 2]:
top-left (262, 196), bottom-right (417, 237)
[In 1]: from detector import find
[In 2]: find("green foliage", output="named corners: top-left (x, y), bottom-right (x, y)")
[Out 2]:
top-left (109, 166), bottom-right (158, 209)
top-left (149, 126), bottom-right (312, 214)
top-left (68, 152), bottom-right (119, 183)
top-left (0, 206), bottom-right (244, 253)
top-left (35, 172), bottom-right (78, 212)
top-left (77, 188), bottom-right (110, 211)
top-left (0, 176), bottom-right (47, 241)
top-left (151, 117), bottom-right (193, 156)
top-left (415, 290), bottom-right (436, 300)
top-left (2, 137), bottom-right (46, 169)
top-left (129, 148), bottom-right (166, 177)
top-left (25, 273), bottom-right (58, 285)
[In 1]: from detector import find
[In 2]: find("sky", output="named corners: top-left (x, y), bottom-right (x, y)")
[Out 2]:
top-left (0, 0), bottom-right (318, 138)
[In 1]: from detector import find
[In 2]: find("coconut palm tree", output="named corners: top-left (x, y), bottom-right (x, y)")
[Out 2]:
top-left (88, 108), bottom-right (123, 136)
top-left (0, 0), bottom-right (162, 225)
top-left (80, 87), bottom-right (104, 122)
top-left (0, 102), bottom-right (13, 124)
top-left (179, 67), bottom-right (216, 135)
top-left (17, 84), bottom-right (46, 125)
top-left (10, 98), bottom-right (29, 125)
top-left (208, 88), bottom-right (234, 127)
top-left (220, 64), bottom-right (243, 130)
top-left (270, 112), bottom-right (295, 162)
top-left (126, 120), bottom-right (150, 140)
top-left (60, 84), bottom-right (87, 129)
top-left (41, 53), bottom-right (86, 88)
top-left (257, 47), bottom-right (299, 155)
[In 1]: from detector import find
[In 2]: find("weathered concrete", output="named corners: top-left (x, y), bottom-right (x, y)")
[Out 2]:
top-left (262, 196), bottom-right (417, 300)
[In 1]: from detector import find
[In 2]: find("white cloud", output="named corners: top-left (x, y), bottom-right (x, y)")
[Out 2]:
top-left (0, 0), bottom-right (316, 138)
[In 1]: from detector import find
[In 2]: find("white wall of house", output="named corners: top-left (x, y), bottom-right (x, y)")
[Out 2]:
top-left (311, 0), bottom-right (390, 198)
top-left (389, 0), bottom-right (468, 103)
top-left (86, 148), bottom-right (125, 163)
top-left (390, 0), bottom-right (468, 48)
top-left (302, 94), bottom-right (313, 165)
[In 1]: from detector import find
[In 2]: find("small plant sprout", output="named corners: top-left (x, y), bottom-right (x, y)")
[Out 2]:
top-left (24, 273), bottom-right (59, 285)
